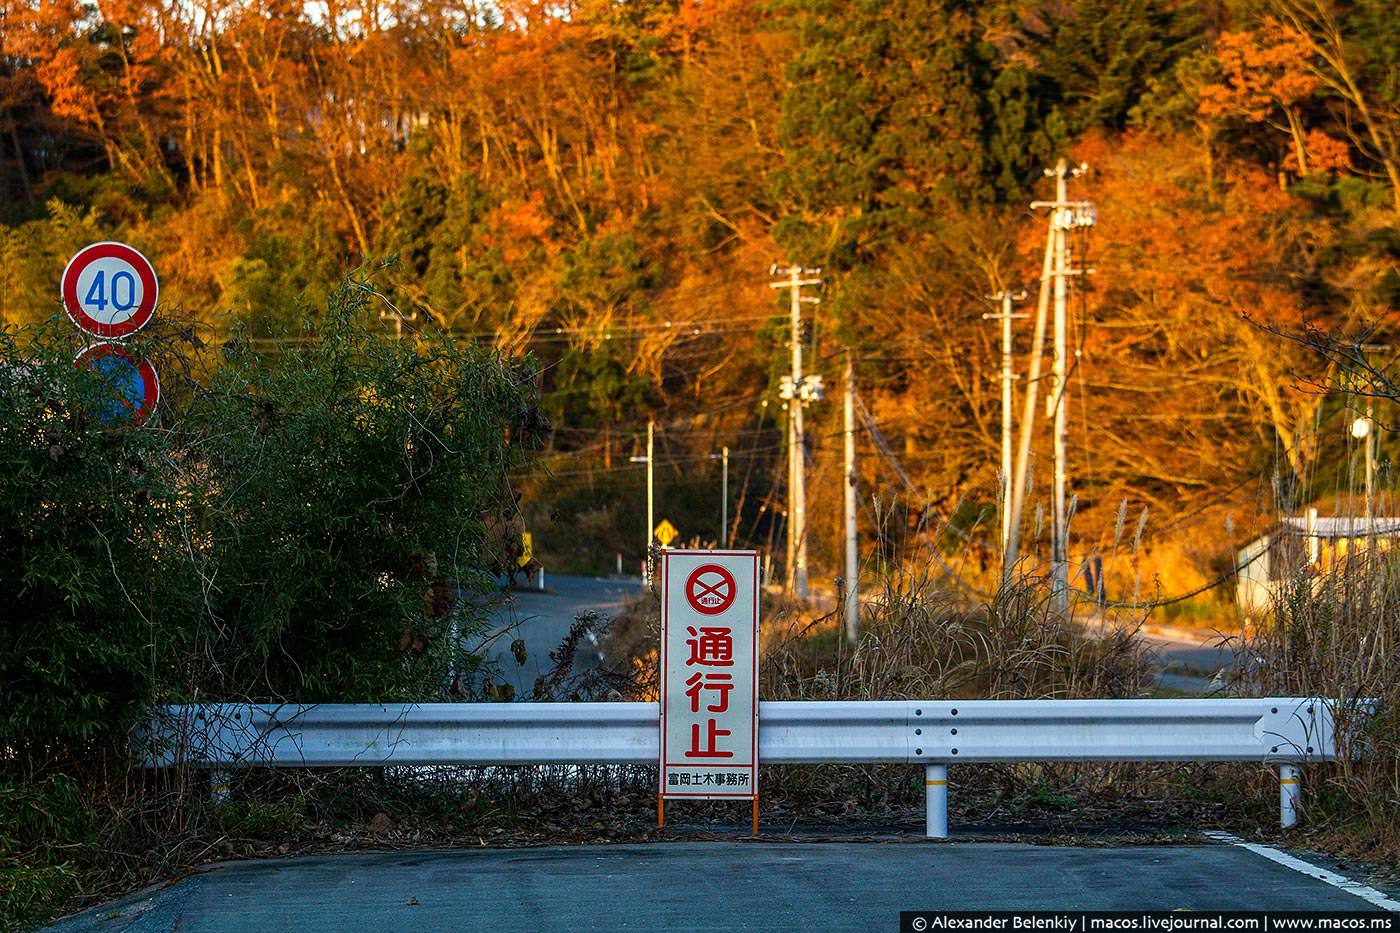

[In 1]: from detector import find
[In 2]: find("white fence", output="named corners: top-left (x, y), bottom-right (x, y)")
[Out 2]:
top-left (139, 698), bottom-right (1338, 837)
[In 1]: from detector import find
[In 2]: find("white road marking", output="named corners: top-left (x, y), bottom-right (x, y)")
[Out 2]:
top-left (1205, 831), bottom-right (1400, 912)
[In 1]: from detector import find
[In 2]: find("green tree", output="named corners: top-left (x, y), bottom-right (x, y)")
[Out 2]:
top-left (377, 172), bottom-right (515, 330)
top-left (772, 0), bottom-right (993, 267)
top-left (181, 274), bottom-right (543, 700)
top-left (0, 276), bottom-right (544, 927)
top-left (0, 323), bottom-right (177, 756)
top-left (1027, 0), bottom-right (1200, 137)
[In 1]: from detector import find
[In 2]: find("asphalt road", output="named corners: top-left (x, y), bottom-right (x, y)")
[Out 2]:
top-left (1142, 629), bottom-right (1244, 695)
top-left (478, 574), bottom-right (642, 695)
top-left (49, 841), bottom-right (1395, 932)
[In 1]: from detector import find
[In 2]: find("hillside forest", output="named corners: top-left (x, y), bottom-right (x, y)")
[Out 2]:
top-left (4, 0), bottom-right (1400, 608)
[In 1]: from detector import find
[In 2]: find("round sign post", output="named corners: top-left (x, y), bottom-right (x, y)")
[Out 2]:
top-left (74, 342), bottom-right (160, 424)
top-left (61, 241), bottom-right (159, 339)
top-left (685, 564), bottom-right (737, 615)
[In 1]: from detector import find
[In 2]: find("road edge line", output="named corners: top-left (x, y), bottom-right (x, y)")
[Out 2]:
top-left (1204, 831), bottom-right (1400, 912)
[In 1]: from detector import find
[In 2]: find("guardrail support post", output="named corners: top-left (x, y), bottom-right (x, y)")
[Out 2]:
top-left (924, 763), bottom-right (948, 838)
top-left (1279, 763), bottom-right (1300, 829)
top-left (210, 769), bottom-right (232, 807)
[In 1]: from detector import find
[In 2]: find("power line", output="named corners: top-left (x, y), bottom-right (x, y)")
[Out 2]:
top-left (854, 391), bottom-right (1274, 610)
top-left (241, 314), bottom-right (780, 347)
top-left (1067, 545), bottom-right (1270, 610)
top-left (509, 442), bottom-right (783, 480)
top-left (856, 394), bottom-right (998, 555)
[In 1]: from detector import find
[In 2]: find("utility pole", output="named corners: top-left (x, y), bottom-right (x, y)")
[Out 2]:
top-left (770, 263), bottom-right (824, 600)
top-left (843, 350), bottom-right (859, 645)
top-left (1010, 159), bottom-right (1094, 615)
top-left (1004, 224), bottom-right (1056, 586)
top-left (1050, 163), bottom-right (1071, 614)
top-left (983, 290), bottom-right (1027, 557)
top-left (1365, 397), bottom-right (1376, 536)
top-left (1361, 344), bottom-right (1387, 547)
top-left (647, 418), bottom-right (654, 581)
top-left (722, 445), bottom-right (730, 548)
top-left (1350, 399), bottom-right (1376, 546)
top-left (629, 419), bottom-right (656, 583)
top-left (786, 410), bottom-right (796, 585)
top-left (708, 446), bottom-right (731, 547)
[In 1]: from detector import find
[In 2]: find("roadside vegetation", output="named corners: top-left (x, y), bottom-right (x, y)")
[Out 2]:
top-left (0, 279), bottom-right (541, 929)
top-left (1245, 553), bottom-right (1400, 869)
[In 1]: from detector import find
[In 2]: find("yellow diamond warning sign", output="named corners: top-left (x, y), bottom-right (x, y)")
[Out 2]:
top-left (653, 519), bottom-right (679, 547)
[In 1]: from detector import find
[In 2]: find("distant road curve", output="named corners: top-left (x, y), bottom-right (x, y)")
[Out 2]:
top-left (477, 574), bottom-right (642, 696)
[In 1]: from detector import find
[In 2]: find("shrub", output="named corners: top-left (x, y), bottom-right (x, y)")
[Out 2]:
top-left (0, 272), bottom-right (542, 928)
top-left (175, 278), bottom-right (544, 701)
top-left (0, 322), bottom-right (177, 759)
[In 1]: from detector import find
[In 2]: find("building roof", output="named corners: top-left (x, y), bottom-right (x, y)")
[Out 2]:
top-left (1279, 516), bottom-right (1400, 538)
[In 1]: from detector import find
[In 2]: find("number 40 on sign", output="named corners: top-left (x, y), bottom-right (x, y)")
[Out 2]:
top-left (61, 241), bottom-right (159, 339)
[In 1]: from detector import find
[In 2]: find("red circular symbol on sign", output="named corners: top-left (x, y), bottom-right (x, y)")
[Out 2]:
top-left (685, 564), bottom-right (737, 615)
top-left (61, 241), bottom-right (159, 339)
top-left (74, 342), bottom-right (160, 424)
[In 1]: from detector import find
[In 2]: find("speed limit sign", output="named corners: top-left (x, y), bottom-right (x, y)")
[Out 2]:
top-left (60, 241), bottom-right (159, 338)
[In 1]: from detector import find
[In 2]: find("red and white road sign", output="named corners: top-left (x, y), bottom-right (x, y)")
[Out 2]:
top-left (685, 564), bottom-right (736, 615)
top-left (74, 342), bottom-right (160, 424)
top-left (660, 550), bottom-right (759, 800)
top-left (61, 241), bottom-right (159, 338)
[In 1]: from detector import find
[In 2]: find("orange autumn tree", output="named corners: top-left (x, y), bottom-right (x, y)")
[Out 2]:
top-left (1199, 20), bottom-right (1347, 178)
top-left (1062, 133), bottom-right (1331, 545)
top-left (2, 0), bottom-right (173, 189)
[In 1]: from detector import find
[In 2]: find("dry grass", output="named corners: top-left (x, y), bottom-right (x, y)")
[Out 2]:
top-left (759, 565), bottom-right (1151, 702)
top-left (1243, 550), bottom-right (1400, 865)
top-left (597, 564), bottom-right (1249, 833)
top-left (603, 562), bottom-right (1153, 704)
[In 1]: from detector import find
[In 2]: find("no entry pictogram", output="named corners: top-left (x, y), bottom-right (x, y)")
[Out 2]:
top-left (685, 564), bottom-right (737, 615)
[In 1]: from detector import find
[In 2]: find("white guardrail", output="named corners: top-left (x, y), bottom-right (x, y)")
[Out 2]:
top-left (138, 698), bottom-right (1338, 838)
